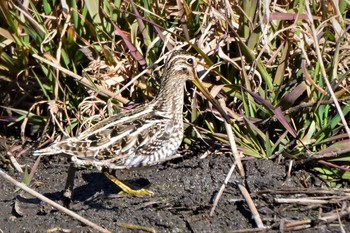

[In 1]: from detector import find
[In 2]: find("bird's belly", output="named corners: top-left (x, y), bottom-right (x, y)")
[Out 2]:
top-left (122, 137), bottom-right (182, 168)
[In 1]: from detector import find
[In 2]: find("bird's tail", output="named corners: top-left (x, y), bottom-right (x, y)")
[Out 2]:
top-left (32, 144), bottom-right (62, 157)
top-left (33, 139), bottom-right (98, 158)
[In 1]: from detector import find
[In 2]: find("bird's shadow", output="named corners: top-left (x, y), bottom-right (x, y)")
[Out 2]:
top-left (42, 172), bottom-right (150, 210)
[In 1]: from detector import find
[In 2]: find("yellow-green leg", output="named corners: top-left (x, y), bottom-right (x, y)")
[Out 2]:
top-left (103, 172), bottom-right (154, 196)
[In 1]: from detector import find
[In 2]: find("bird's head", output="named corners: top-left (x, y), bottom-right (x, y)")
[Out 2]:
top-left (163, 50), bottom-right (199, 81)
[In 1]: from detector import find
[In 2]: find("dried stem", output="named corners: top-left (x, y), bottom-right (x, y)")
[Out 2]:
top-left (0, 169), bottom-right (112, 233)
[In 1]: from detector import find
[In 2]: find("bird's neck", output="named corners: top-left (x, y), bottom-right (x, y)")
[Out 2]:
top-left (152, 79), bottom-right (186, 114)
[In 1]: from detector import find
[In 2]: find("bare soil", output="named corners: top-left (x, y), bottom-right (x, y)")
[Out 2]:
top-left (0, 137), bottom-right (349, 232)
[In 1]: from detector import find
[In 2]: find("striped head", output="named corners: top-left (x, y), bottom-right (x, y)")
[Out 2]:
top-left (162, 50), bottom-right (198, 82)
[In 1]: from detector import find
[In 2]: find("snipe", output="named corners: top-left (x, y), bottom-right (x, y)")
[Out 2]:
top-left (33, 50), bottom-right (206, 203)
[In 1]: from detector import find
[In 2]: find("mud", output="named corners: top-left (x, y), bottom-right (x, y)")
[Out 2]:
top-left (0, 140), bottom-right (349, 232)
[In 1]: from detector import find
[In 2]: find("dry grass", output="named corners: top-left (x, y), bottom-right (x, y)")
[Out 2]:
top-left (0, 0), bottom-right (349, 183)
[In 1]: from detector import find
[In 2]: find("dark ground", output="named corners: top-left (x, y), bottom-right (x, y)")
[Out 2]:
top-left (0, 137), bottom-right (349, 232)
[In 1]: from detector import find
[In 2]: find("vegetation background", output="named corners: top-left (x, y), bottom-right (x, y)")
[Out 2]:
top-left (0, 0), bottom-right (350, 231)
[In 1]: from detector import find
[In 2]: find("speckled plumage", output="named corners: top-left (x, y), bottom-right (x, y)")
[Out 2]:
top-left (33, 50), bottom-right (199, 171)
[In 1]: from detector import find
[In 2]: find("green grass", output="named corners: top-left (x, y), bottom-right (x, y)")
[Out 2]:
top-left (0, 0), bottom-right (349, 184)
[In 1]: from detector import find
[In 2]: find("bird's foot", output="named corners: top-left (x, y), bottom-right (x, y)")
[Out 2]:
top-left (103, 172), bottom-right (154, 196)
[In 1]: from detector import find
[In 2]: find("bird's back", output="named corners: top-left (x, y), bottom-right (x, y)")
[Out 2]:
top-left (33, 103), bottom-right (183, 169)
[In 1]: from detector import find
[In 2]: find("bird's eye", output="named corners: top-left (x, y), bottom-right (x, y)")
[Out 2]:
top-left (187, 58), bottom-right (193, 64)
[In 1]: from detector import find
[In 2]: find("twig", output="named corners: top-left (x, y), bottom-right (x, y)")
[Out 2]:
top-left (219, 98), bottom-right (244, 176)
top-left (258, 188), bottom-right (350, 195)
top-left (319, 206), bottom-right (350, 223)
top-left (116, 222), bottom-right (157, 233)
top-left (8, 154), bottom-right (23, 173)
top-left (210, 99), bottom-right (244, 216)
top-left (7, 145), bottom-right (26, 173)
top-left (278, 205), bottom-right (350, 231)
top-left (305, 0), bottom-right (350, 138)
top-left (308, 149), bottom-right (350, 160)
top-left (285, 97), bottom-right (350, 115)
top-left (274, 198), bottom-right (331, 205)
top-left (238, 184), bottom-right (264, 228)
top-left (317, 160), bottom-right (350, 172)
top-left (210, 161), bottom-right (237, 216)
top-left (0, 169), bottom-right (112, 233)
top-left (260, 96), bottom-right (350, 128)
top-left (227, 227), bottom-right (267, 233)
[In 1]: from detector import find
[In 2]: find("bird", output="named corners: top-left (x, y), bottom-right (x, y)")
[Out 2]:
top-left (33, 50), bottom-right (203, 200)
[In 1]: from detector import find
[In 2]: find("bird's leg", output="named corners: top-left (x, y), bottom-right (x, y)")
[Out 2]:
top-left (62, 163), bottom-right (77, 207)
top-left (103, 171), bottom-right (154, 196)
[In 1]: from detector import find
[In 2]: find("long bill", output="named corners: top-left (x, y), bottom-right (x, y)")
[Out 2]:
top-left (191, 76), bottom-right (231, 123)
